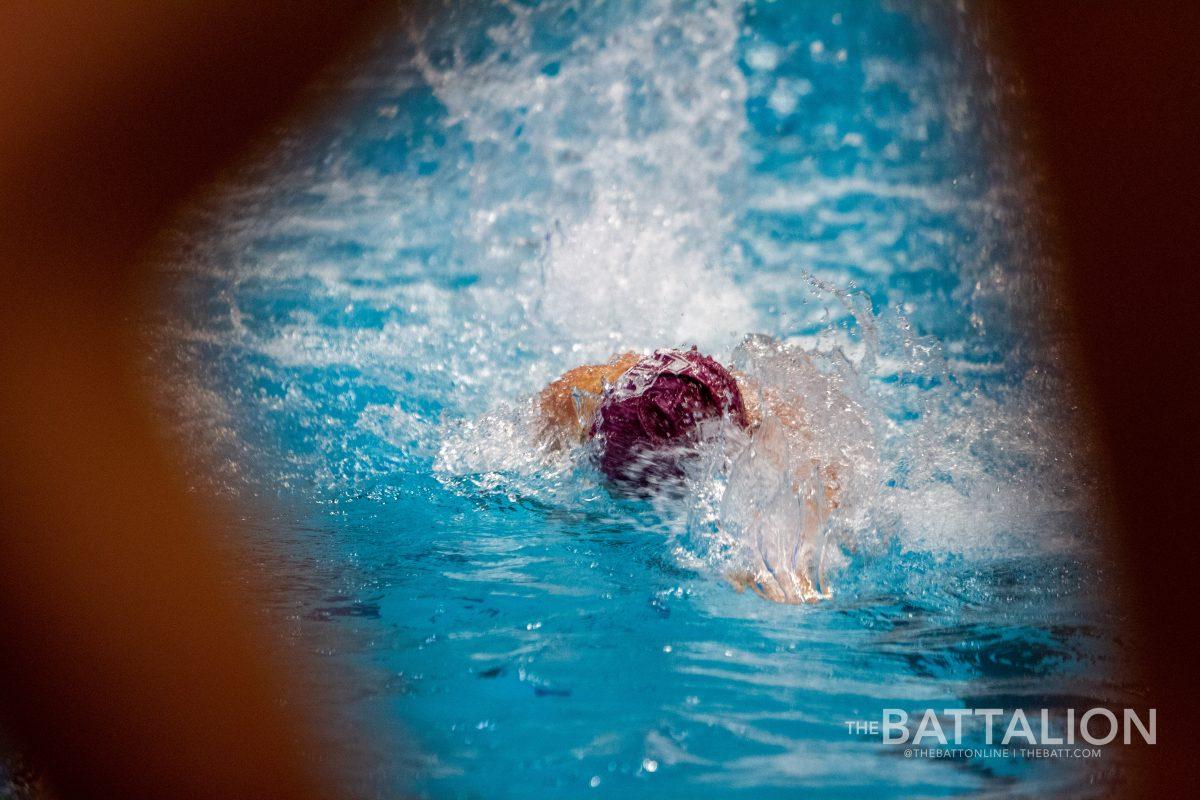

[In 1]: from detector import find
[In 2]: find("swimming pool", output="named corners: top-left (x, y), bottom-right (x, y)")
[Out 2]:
top-left (149, 0), bottom-right (1136, 796)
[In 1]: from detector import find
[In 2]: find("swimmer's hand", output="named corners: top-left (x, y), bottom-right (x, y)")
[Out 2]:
top-left (727, 568), bottom-right (829, 604)
top-left (538, 352), bottom-right (639, 444)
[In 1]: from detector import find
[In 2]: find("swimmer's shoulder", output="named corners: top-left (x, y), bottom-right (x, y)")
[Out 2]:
top-left (538, 352), bottom-right (639, 441)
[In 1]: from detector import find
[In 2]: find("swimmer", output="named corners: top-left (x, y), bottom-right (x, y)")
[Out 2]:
top-left (538, 346), bottom-right (838, 603)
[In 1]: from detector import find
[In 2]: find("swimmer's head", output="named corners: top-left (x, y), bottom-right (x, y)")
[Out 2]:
top-left (590, 347), bottom-right (749, 485)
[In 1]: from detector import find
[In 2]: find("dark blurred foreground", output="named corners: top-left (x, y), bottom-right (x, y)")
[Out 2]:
top-left (987, 2), bottom-right (1200, 797)
top-left (1, 3), bottom-right (389, 798)
top-left (1, 1), bottom-right (1197, 798)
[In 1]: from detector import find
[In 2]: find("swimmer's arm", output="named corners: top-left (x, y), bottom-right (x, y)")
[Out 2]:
top-left (733, 373), bottom-right (841, 511)
top-left (732, 373), bottom-right (802, 431)
top-left (538, 352), bottom-right (639, 442)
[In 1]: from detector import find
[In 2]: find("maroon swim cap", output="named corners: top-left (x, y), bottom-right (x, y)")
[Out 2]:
top-left (590, 347), bottom-right (749, 485)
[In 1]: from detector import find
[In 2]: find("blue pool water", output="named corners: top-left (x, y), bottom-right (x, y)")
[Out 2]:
top-left (150, 1), bottom-right (1137, 796)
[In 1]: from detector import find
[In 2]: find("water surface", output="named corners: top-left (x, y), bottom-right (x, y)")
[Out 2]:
top-left (150, 1), bottom-right (1133, 796)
